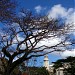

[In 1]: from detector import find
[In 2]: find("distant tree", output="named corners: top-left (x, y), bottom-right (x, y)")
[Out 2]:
top-left (20, 62), bottom-right (26, 73)
top-left (23, 67), bottom-right (49, 75)
top-left (36, 67), bottom-right (49, 75)
top-left (64, 57), bottom-right (75, 75)
top-left (53, 57), bottom-right (75, 75)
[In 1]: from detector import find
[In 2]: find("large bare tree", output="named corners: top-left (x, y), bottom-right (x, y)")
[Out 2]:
top-left (0, 10), bottom-right (74, 75)
top-left (0, 0), bottom-right (75, 75)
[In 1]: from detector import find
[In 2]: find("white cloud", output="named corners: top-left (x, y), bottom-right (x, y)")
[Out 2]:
top-left (48, 4), bottom-right (75, 24)
top-left (61, 50), bottom-right (75, 58)
top-left (66, 11), bottom-right (75, 25)
top-left (35, 5), bottom-right (42, 13)
top-left (36, 37), bottom-right (61, 49)
top-left (48, 4), bottom-right (67, 19)
top-left (47, 4), bottom-right (75, 51)
top-left (34, 5), bottom-right (46, 14)
top-left (18, 12), bottom-right (26, 17)
top-left (13, 34), bottom-right (24, 43)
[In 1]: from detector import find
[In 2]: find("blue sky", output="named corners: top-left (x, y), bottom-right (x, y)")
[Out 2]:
top-left (16, 0), bottom-right (75, 65)
top-left (17, 0), bottom-right (74, 15)
top-left (18, 0), bottom-right (74, 9)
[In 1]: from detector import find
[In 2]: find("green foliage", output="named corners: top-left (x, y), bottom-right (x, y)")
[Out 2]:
top-left (11, 66), bottom-right (21, 75)
top-left (19, 62), bottom-right (26, 72)
top-left (29, 67), bottom-right (49, 75)
top-left (35, 67), bottom-right (49, 75)
top-left (53, 60), bottom-right (63, 69)
top-left (53, 56), bottom-right (75, 74)
top-left (64, 57), bottom-right (75, 75)
top-left (0, 58), bottom-right (21, 75)
top-left (20, 65), bottom-right (49, 75)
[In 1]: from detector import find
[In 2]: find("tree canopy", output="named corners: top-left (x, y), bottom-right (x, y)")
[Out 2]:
top-left (53, 56), bottom-right (75, 75)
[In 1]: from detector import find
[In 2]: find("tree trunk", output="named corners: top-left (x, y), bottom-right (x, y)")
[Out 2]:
top-left (3, 64), bottom-right (12, 75)
top-left (3, 68), bottom-right (11, 75)
top-left (3, 71), bottom-right (10, 75)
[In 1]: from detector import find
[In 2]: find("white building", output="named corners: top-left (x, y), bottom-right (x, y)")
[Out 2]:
top-left (43, 55), bottom-right (50, 70)
top-left (43, 55), bottom-right (64, 75)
